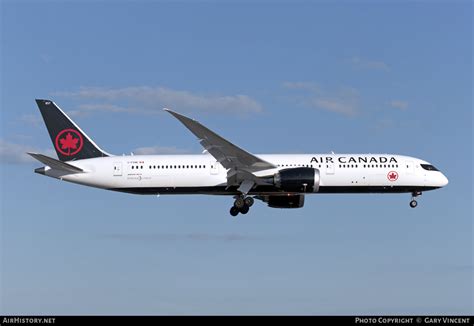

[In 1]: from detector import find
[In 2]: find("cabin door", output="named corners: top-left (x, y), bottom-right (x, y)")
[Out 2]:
top-left (210, 161), bottom-right (219, 175)
top-left (326, 163), bottom-right (335, 175)
top-left (113, 162), bottom-right (122, 176)
top-left (406, 161), bottom-right (415, 175)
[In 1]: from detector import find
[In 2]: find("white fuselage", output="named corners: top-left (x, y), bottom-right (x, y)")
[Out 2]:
top-left (40, 153), bottom-right (448, 195)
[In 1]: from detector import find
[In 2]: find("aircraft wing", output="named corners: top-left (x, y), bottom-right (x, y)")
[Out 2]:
top-left (164, 109), bottom-right (276, 173)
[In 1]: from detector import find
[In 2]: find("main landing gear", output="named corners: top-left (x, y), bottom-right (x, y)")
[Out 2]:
top-left (410, 191), bottom-right (422, 208)
top-left (230, 196), bottom-right (254, 216)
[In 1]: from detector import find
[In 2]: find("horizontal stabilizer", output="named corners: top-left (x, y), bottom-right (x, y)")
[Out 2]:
top-left (27, 152), bottom-right (84, 173)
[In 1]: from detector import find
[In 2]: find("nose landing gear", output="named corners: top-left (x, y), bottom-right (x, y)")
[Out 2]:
top-left (410, 191), bottom-right (422, 208)
top-left (229, 196), bottom-right (254, 216)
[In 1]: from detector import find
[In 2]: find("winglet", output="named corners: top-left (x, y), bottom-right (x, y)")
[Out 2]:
top-left (164, 109), bottom-right (206, 137)
top-left (163, 108), bottom-right (197, 123)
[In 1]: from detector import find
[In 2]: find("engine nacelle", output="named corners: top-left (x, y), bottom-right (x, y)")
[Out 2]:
top-left (273, 167), bottom-right (320, 193)
top-left (256, 194), bottom-right (305, 208)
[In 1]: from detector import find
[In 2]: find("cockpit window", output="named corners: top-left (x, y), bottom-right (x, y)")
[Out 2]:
top-left (421, 164), bottom-right (439, 171)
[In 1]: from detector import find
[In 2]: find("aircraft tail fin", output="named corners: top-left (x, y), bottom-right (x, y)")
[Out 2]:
top-left (35, 99), bottom-right (110, 162)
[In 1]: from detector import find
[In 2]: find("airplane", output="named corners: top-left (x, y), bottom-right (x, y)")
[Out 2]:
top-left (29, 99), bottom-right (448, 216)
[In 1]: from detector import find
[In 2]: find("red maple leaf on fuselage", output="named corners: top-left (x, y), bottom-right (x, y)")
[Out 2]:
top-left (59, 132), bottom-right (79, 154)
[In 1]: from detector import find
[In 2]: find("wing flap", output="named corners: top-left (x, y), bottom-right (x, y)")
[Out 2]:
top-left (237, 180), bottom-right (255, 195)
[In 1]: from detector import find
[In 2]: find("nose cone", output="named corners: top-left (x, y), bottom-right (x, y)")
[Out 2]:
top-left (433, 172), bottom-right (449, 188)
top-left (440, 173), bottom-right (449, 187)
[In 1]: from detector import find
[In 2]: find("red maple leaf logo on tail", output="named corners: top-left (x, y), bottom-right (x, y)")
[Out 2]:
top-left (59, 133), bottom-right (79, 154)
top-left (55, 129), bottom-right (84, 156)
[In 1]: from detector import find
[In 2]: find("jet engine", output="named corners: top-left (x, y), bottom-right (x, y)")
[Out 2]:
top-left (273, 167), bottom-right (320, 193)
top-left (256, 194), bottom-right (305, 208)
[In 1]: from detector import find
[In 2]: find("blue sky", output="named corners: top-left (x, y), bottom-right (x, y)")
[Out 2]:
top-left (1, 0), bottom-right (472, 315)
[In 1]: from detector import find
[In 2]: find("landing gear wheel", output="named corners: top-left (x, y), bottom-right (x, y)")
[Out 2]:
top-left (230, 206), bottom-right (239, 216)
top-left (410, 191), bottom-right (421, 208)
top-left (244, 197), bottom-right (254, 207)
top-left (232, 196), bottom-right (253, 216)
top-left (240, 205), bottom-right (250, 214)
top-left (234, 197), bottom-right (245, 209)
